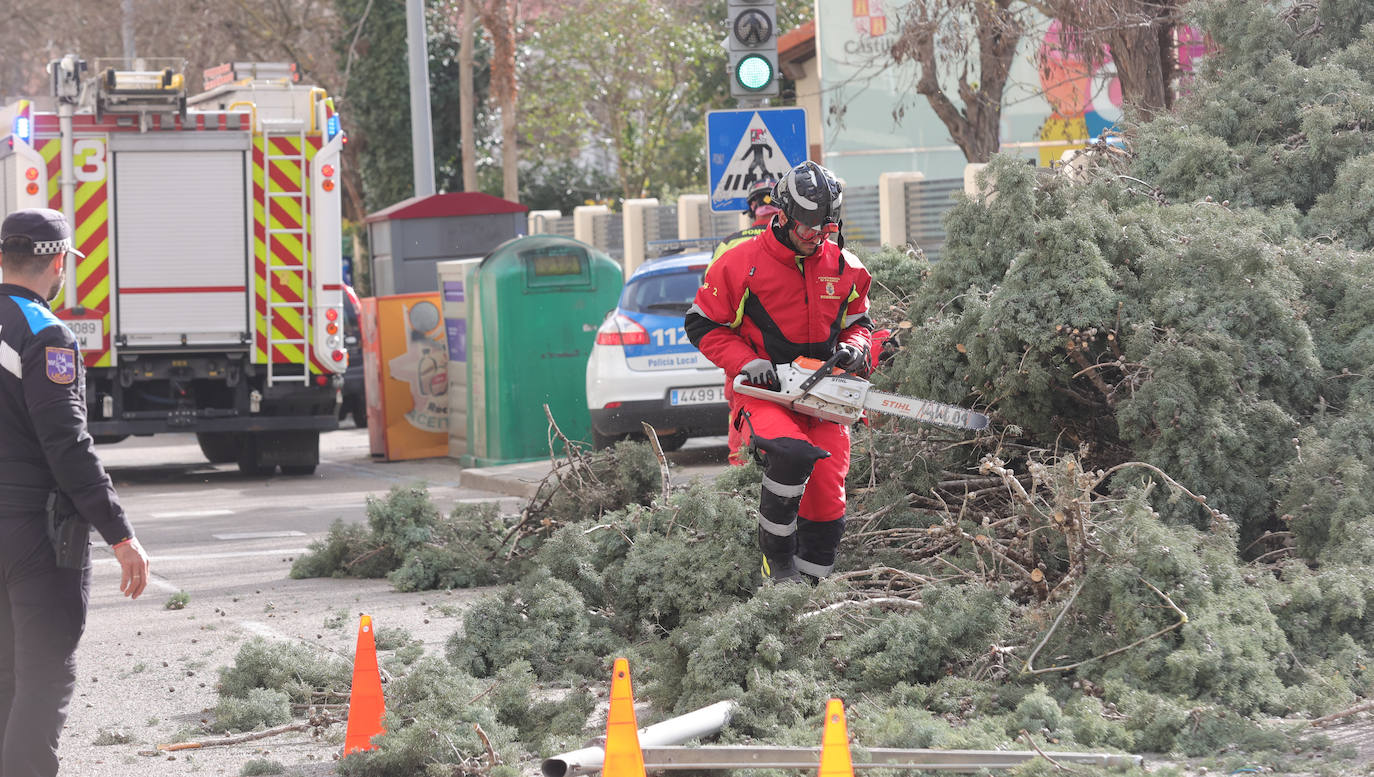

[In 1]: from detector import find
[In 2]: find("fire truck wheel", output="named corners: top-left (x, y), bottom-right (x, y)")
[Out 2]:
top-left (197, 432), bottom-right (239, 464)
top-left (280, 464), bottom-right (318, 476)
top-left (235, 435), bottom-right (276, 476)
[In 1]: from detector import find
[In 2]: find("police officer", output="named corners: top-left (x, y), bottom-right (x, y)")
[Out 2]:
top-left (710, 178), bottom-right (780, 265)
top-left (0, 208), bottom-right (150, 777)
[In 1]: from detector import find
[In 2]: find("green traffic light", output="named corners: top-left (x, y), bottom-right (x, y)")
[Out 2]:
top-left (735, 54), bottom-right (773, 91)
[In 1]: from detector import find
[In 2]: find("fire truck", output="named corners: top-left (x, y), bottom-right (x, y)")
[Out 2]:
top-left (0, 56), bottom-right (347, 475)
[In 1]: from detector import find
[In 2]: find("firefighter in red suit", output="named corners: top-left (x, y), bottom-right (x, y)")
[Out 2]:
top-left (685, 161), bottom-right (873, 583)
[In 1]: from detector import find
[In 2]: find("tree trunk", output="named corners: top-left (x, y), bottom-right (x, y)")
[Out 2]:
top-left (894, 0), bottom-right (1024, 164)
top-left (501, 97), bottom-right (518, 201)
top-left (1036, 0), bottom-right (1184, 117)
top-left (1107, 20), bottom-right (1174, 115)
top-left (478, 0), bottom-right (519, 202)
top-left (459, 0), bottom-right (477, 191)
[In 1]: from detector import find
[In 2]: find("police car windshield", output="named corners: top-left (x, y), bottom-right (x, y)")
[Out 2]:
top-left (622, 269), bottom-right (701, 316)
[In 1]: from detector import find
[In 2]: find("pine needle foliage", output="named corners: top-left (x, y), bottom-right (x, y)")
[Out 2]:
top-left (213, 687), bottom-right (292, 733)
top-left (217, 637), bottom-right (352, 706)
top-left (448, 480), bottom-right (760, 682)
top-left (335, 656), bottom-right (523, 777)
top-left (289, 485), bottom-right (514, 589)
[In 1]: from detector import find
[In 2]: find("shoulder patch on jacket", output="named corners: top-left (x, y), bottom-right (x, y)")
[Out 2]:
top-left (45, 347), bottom-right (76, 384)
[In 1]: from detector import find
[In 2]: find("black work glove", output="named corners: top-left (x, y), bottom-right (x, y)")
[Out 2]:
top-left (878, 333), bottom-right (900, 363)
top-left (739, 358), bottom-right (780, 390)
top-left (835, 342), bottom-right (869, 372)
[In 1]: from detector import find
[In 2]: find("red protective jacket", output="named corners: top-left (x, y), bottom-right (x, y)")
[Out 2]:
top-left (685, 225), bottom-right (874, 392)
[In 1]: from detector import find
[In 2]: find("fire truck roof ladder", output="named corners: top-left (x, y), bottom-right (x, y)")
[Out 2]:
top-left (262, 118), bottom-right (311, 387)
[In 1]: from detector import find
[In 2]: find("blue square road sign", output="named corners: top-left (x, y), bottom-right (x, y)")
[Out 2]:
top-left (707, 107), bottom-right (808, 213)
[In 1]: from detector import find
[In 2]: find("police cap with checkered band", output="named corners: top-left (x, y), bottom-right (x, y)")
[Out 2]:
top-left (1, 208), bottom-right (85, 258)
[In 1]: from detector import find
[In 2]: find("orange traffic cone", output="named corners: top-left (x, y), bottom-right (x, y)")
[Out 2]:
top-left (817, 698), bottom-right (854, 777)
top-left (343, 614), bottom-right (386, 755)
top-left (601, 657), bottom-right (646, 777)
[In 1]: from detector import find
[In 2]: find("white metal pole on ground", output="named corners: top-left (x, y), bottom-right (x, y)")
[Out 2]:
top-left (541, 700), bottom-right (738, 777)
top-left (405, 0), bottom-right (436, 197)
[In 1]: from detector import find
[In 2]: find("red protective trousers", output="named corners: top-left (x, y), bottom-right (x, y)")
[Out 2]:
top-left (734, 393), bottom-right (851, 521)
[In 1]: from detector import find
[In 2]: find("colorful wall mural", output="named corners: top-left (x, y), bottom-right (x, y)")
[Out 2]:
top-left (1035, 21), bottom-right (1209, 166)
top-left (816, 0), bottom-right (1211, 185)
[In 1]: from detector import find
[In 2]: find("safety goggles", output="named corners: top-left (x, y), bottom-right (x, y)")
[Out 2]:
top-left (790, 220), bottom-right (840, 240)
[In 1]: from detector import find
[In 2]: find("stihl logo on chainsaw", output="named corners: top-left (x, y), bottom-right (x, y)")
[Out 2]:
top-left (734, 356), bottom-right (990, 431)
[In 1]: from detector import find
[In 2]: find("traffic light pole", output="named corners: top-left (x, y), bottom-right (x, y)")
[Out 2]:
top-left (405, 0), bottom-right (436, 197)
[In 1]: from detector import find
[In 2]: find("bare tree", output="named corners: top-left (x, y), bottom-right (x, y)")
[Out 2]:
top-left (476, 0), bottom-right (518, 202)
top-left (458, 0), bottom-right (479, 191)
top-left (889, 0), bottom-right (1029, 163)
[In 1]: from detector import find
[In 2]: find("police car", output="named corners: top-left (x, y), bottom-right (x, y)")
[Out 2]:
top-left (585, 251), bottom-right (728, 450)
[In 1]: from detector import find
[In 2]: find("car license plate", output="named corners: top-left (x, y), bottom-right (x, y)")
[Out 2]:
top-left (670, 386), bottom-right (724, 406)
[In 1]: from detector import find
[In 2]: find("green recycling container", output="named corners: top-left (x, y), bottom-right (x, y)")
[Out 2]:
top-left (462, 235), bottom-right (623, 466)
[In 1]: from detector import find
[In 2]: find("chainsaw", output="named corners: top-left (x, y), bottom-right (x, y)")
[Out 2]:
top-left (732, 354), bottom-right (990, 431)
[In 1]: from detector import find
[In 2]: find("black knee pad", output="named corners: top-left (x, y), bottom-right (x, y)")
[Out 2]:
top-left (753, 434), bottom-right (830, 485)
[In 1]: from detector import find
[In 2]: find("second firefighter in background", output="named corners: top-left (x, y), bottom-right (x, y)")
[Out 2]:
top-left (685, 161), bottom-right (873, 583)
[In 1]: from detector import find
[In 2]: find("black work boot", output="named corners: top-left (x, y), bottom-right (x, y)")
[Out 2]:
top-left (763, 529), bottom-right (802, 584)
top-left (795, 515), bottom-right (846, 584)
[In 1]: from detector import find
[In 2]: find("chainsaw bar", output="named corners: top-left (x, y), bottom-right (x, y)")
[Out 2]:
top-left (732, 357), bottom-right (991, 432)
top-left (864, 390), bottom-right (990, 431)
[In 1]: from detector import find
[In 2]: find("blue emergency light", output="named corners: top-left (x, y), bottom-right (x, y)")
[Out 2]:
top-left (13, 116), bottom-right (31, 145)
top-left (326, 115), bottom-right (340, 142)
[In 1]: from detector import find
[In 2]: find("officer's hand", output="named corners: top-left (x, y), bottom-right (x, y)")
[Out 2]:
top-left (113, 538), bottom-right (150, 599)
top-left (739, 358), bottom-right (780, 390)
top-left (835, 342), bottom-right (869, 371)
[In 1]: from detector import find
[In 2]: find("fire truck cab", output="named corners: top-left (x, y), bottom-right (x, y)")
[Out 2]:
top-left (0, 56), bottom-right (347, 475)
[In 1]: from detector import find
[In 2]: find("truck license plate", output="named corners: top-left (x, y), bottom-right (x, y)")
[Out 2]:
top-left (670, 386), bottom-right (723, 406)
top-left (66, 318), bottom-right (102, 352)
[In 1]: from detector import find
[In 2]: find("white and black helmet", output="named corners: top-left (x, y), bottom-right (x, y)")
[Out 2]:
top-left (772, 161), bottom-right (843, 229)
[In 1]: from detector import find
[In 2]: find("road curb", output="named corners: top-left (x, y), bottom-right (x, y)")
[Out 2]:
top-left (458, 467), bottom-right (545, 500)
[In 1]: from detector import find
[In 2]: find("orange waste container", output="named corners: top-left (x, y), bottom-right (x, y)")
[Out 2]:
top-left (361, 292), bottom-right (449, 460)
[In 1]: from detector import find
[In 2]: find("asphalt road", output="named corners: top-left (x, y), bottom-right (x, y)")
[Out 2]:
top-left (55, 425), bottom-right (730, 777)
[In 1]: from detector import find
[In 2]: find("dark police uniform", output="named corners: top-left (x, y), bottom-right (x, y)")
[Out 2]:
top-left (0, 246), bottom-right (135, 772)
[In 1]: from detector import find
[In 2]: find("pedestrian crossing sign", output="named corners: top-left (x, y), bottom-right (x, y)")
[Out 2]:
top-left (707, 107), bottom-right (808, 212)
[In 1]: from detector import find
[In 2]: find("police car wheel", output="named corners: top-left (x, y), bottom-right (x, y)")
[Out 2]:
top-left (654, 430), bottom-right (689, 452)
top-left (592, 428), bottom-right (623, 450)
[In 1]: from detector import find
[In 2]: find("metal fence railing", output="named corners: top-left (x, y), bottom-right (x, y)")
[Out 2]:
top-left (530, 180), bottom-right (966, 263)
top-left (840, 185), bottom-right (880, 250)
top-left (592, 212), bottom-right (624, 261)
top-left (903, 178), bottom-right (963, 261)
top-left (651, 204), bottom-right (679, 244)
